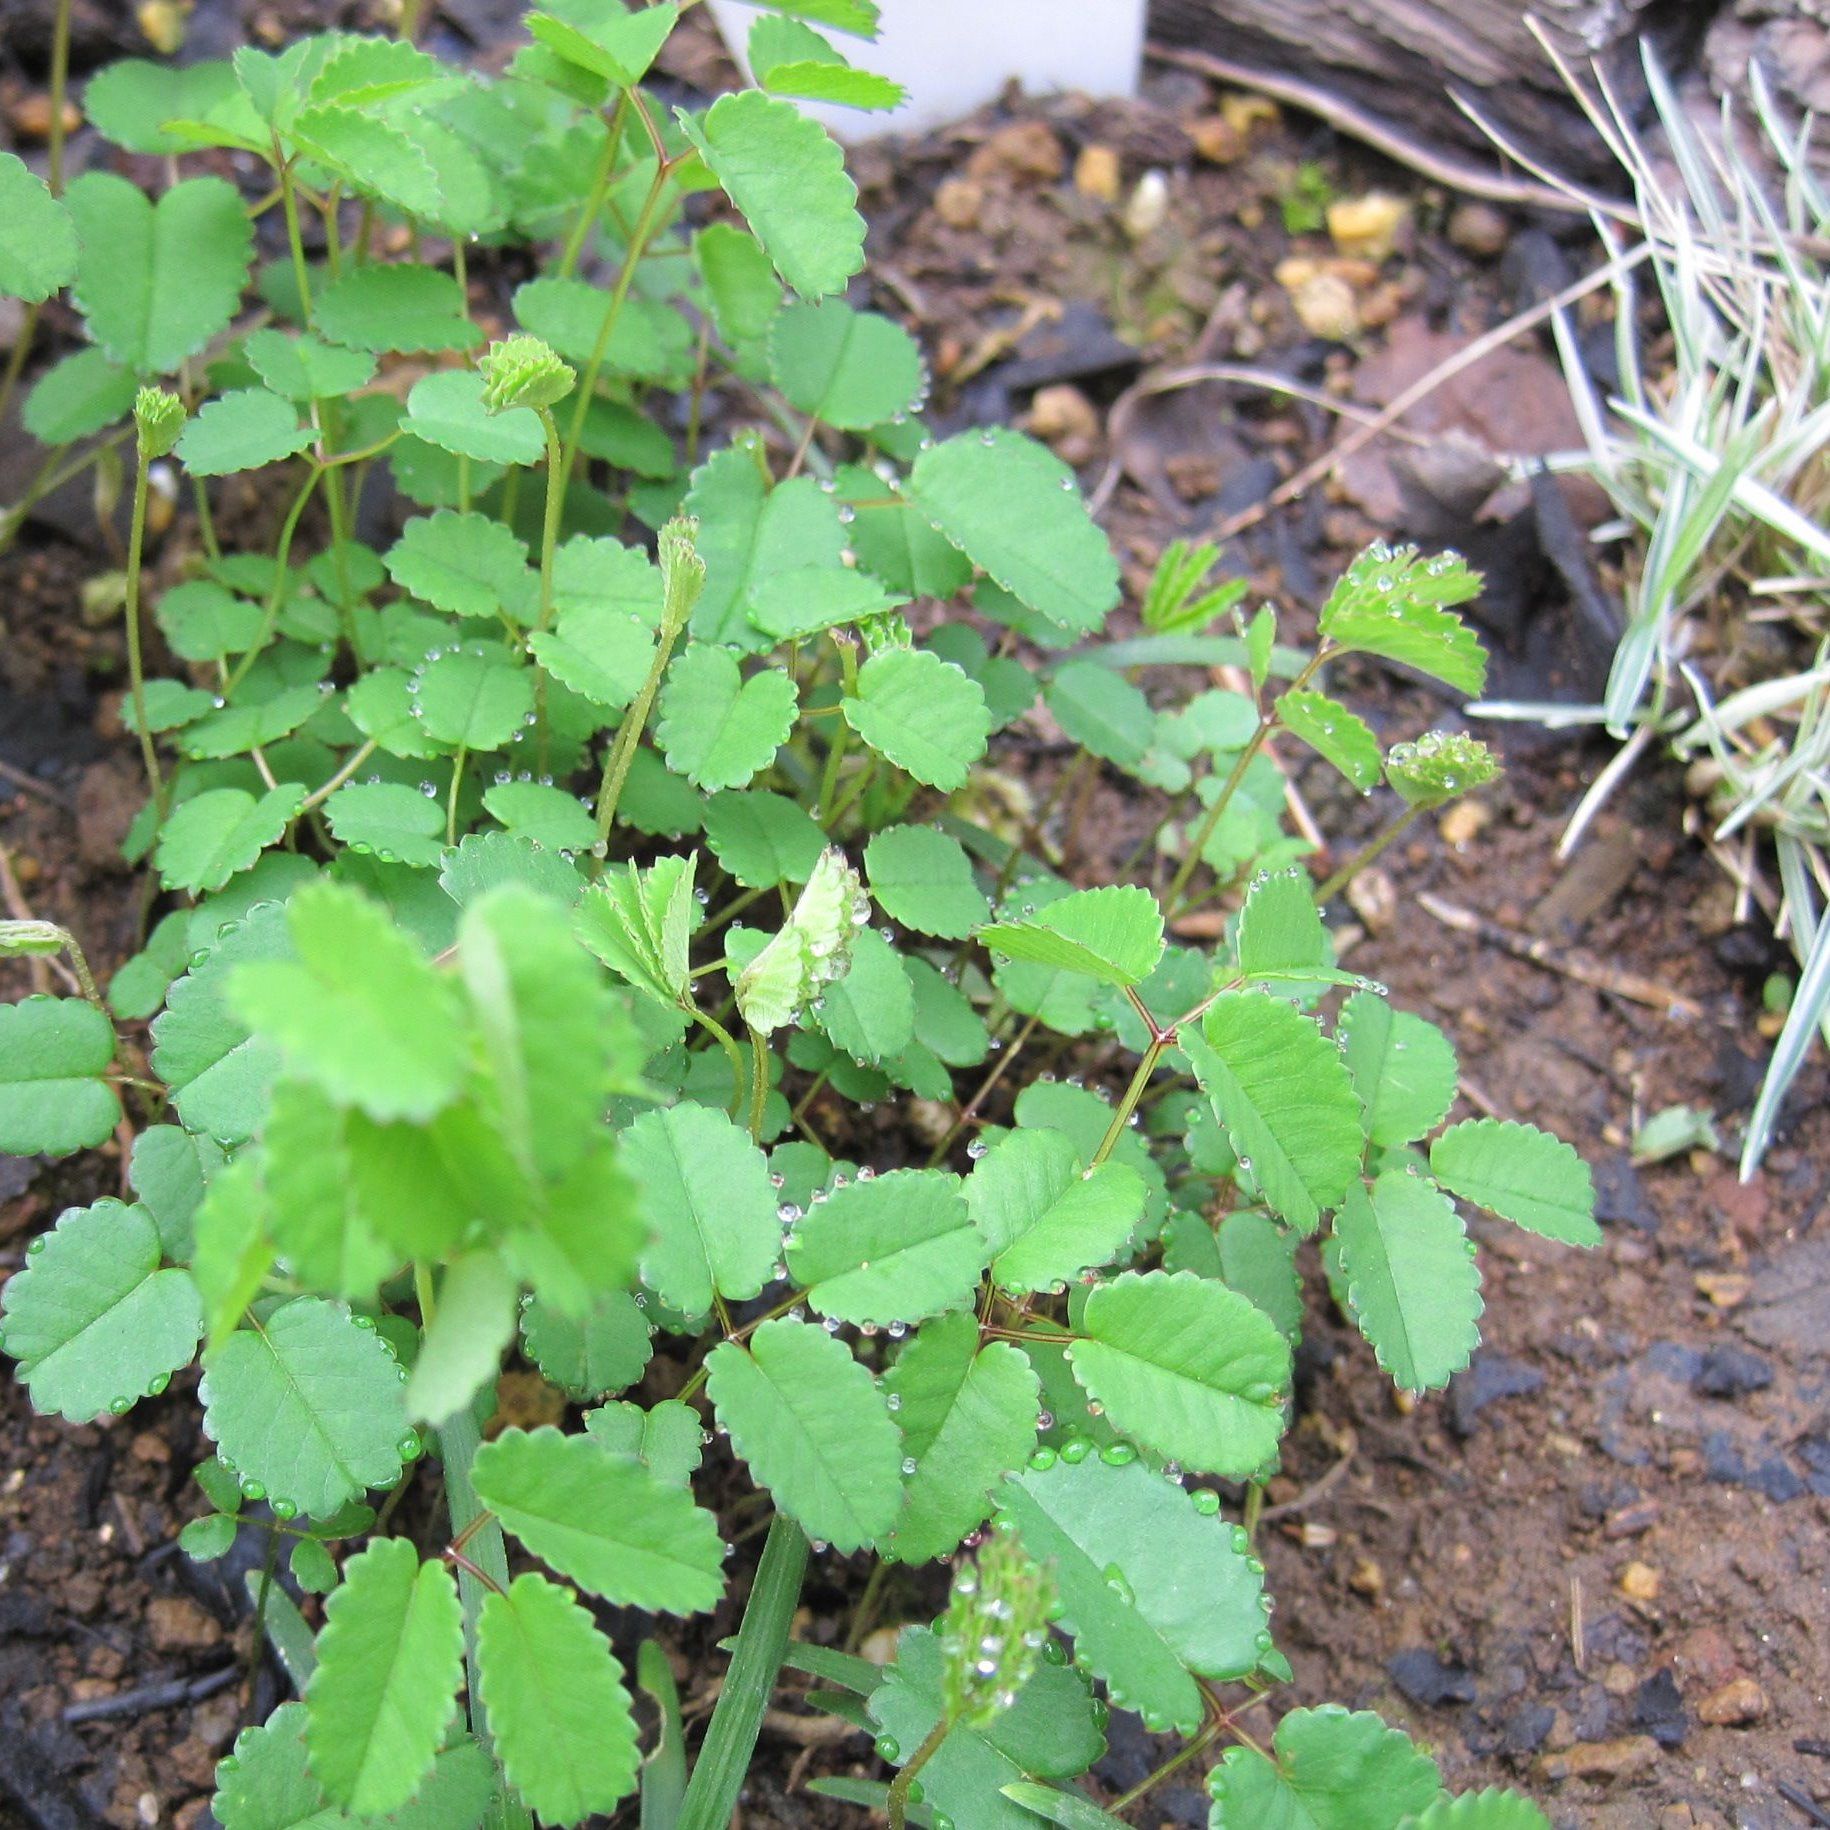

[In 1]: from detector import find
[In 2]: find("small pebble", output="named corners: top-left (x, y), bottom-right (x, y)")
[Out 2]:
top-left (1696, 1677), bottom-right (1767, 1726)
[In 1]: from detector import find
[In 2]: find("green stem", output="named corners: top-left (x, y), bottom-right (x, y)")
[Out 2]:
top-left (277, 152), bottom-right (314, 320)
top-left (1091, 1033), bottom-right (1165, 1168)
top-left (887, 1718), bottom-right (950, 1830)
top-left (224, 465), bottom-right (322, 696)
top-left (530, 407), bottom-right (565, 767)
top-left (446, 746), bottom-right (467, 847)
top-left (816, 641), bottom-right (861, 824)
top-left (557, 93), bottom-right (626, 279)
top-left (0, 301), bottom-right (41, 436)
top-left (689, 1005), bottom-right (749, 1121)
top-left (47, 0), bottom-right (71, 196)
top-left (593, 584), bottom-right (690, 849)
top-left (1311, 803), bottom-right (1423, 907)
top-left (746, 1024), bottom-right (769, 1142)
top-left (298, 739), bottom-right (377, 813)
top-left (123, 451), bottom-right (168, 823)
top-left (676, 1516), bottom-right (809, 1830)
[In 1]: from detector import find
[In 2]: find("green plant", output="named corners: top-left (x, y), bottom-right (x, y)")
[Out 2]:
top-left (0, 9), bottom-right (1591, 1826)
top-left (1480, 41), bottom-right (1830, 1176)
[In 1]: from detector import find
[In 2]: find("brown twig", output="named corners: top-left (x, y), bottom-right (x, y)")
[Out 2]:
top-left (1260, 1428), bottom-right (1357, 1522)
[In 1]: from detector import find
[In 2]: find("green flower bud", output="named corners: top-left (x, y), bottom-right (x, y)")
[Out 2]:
top-left (0, 919), bottom-right (70, 959)
top-left (1384, 730), bottom-right (1500, 808)
top-left (479, 334), bottom-right (575, 413)
top-left (134, 387), bottom-right (186, 460)
top-left (936, 1534), bottom-right (1055, 1731)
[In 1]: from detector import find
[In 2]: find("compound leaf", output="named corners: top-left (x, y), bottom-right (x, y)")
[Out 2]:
top-left (965, 1129), bottom-right (1143, 1295)
top-left (678, 89), bottom-right (865, 299)
top-left (304, 1538), bottom-right (463, 1814)
top-left (472, 1425), bottom-right (725, 1614)
top-left (995, 1452), bottom-right (1271, 1734)
top-left (842, 646), bottom-right (990, 792)
top-left (1429, 1118), bottom-right (1599, 1246)
top-left (656, 646), bottom-right (798, 792)
top-left (1182, 994), bottom-right (1362, 1232)
top-left (200, 1295), bottom-right (408, 1518)
top-left (785, 1167), bottom-right (985, 1325)
top-left (0, 995), bottom-right (120, 1156)
top-left (621, 1101), bottom-right (781, 1315)
top-left (1333, 1173), bottom-right (1482, 1392)
top-left (1208, 1705), bottom-right (1442, 1830)
top-left (705, 1318), bottom-right (902, 1551)
top-left (1317, 545), bottom-right (1486, 696)
top-left (881, 1313), bottom-right (1039, 1563)
top-left (1276, 689), bottom-right (1381, 792)
top-left (1068, 1270), bottom-right (1289, 1476)
top-left (67, 172), bottom-right (251, 372)
top-left (231, 881), bottom-right (469, 1124)
top-left (980, 885), bottom-right (1163, 990)
top-left (0, 1200), bottom-right (200, 1423)
top-left (908, 429), bottom-right (1118, 636)
top-left (478, 1572), bottom-right (639, 1824)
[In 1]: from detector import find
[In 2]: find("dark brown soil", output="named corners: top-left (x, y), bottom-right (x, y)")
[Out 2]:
top-left (2, 11), bottom-right (1827, 1830)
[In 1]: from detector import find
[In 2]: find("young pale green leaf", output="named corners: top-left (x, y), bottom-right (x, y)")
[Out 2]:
top-left (760, 56), bottom-right (904, 109)
top-left (313, 262), bottom-right (481, 354)
top-left (66, 173), bottom-right (251, 372)
top-left (1068, 1270), bottom-right (1289, 1476)
top-left (1384, 731), bottom-right (1500, 808)
top-left (244, 328), bottom-right (377, 402)
top-left (0, 996), bottom-right (121, 1156)
top-left (965, 1129), bottom-right (1144, 1295)
top-left (769, 299), bottom-right (924, 429)
top-left (908, 428), bottom-right (1119, 637)
top-left (1236, 868), bottom-right (1328, 978)
top-left (231, 881), bottom-right (469, 1124)
top-left (621, 1100), bottom-right (781, 1315)
top-left (200, 1296), bottom-right (408, 1518)
top-left (83, 57), bottom-right (239, 153)
top-left (1181, 994), bottom-right (1363, 1232)
top-left (261, 1078), bottom-right (396, 1300)
top-left (522, 1288), bottom-right (653, 1399)
top-left (704, 789), bottom-right (826, 889)
top-left (411, 644), bottom-right (536, 750)
top-left (175, 389), bottom-right (314, 475)
top-left (995, 1451), bottom-right (1272, 1733)
top-left (735, 845), bottom-right (869, 1035)
top-left (156, 580), bottom-right (262, 661)
top-left (1276, 688), bottom-right (1381, 791)
top-left (656, 646), bottom-right (798, 791)
top-left (460, 884), bottom-right (632, 1179)
top-left (477, 1572), bottom-right (639, 1824)
top-left (785, 1167), bottom-right (986, 1325)
top-left (1333, 1173), bottom-right (1483, 1392)
top-left (404, 370), bottom-right (543, 465)
top-left (881, 1313), bottom-right (1039, 1563)
top-left (304, 1537), bottom-right (463, 1815)
top-left (864, 823), bottom-right (989, 939)
top-left (386, 510), bottom-right (535, 623)
top-left (0, 151), bottom-right (77, 303)
top-left (1338, 991), bottom-right (1458, 1147)
top-left (704, 1317), bottom-right (902, 1551)
top-left (979, 884), bottom-right (1164, 990)
top-left (576, 853), bottom-right (697, 1007)
top-left (323, 781), bottom-right (447, 869)
top-left (1429, 1119), bottom-right (1599, 1245)
top-left (1045, 661), bottom-right (1154, 768)
top-left (1208, 1705), bottom-right (1442, 1830)
top-left (473, 1425), bottom-right (725, 1614)
top-left (813, 927), bottom-right (913, 1067)
top-left (866, 1626), bottom-right (1105, 1830)
top-left (1403, 1789), bottom-right (1553, 1828)
top-left (677, 90), bottom-right (865, 299)
top-left (527, 2), bottom-right (678, 85)
top-left (406, 1249), bottom-right (519, 1427)
top-left (0, 1200), bottom-right (200, 1423)
top-left (583, 1397), bottom-right (704, 1487)
top-left (155, 785), bottom-right (306, 895)
top-left (842, 646), bottom-right (990, 791)
top-left (1317, 545), bottom-right (1486, 696)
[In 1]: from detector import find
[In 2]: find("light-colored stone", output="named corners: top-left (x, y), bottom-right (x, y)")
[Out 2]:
top-left (1074, 143), bottom-right (1122, 203)
top-left (1697, 1676), bottom-right (1768, 1726)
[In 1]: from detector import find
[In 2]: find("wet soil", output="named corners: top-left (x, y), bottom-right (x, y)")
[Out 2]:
top-left (1, 10), bottom-right (1827, 1829)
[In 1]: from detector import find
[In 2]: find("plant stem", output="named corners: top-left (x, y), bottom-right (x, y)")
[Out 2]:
top-left (224, 465), bottom-right (321, 696)
top-left (277, 152), bottom-right (314, 320)
top-left (593, 583), bottom-right (690, 849)
top-left (1108, 1721), bottom-right (1221, 1814)
top-left (557, 93), bottom-right (626, 279)
top-left (746, 1024), bottom-right (769, 1141)
top-left (1311, 803), bottom-right (1423, 906)
top-left (817, 640), bottom-right (861, 825)
top-left (676, 1515), bottom-right (809, 1830)
top-left (0, 302), bottom-right (41, 436)
top-left (298, 739), bottom-right (377, 813)
top-left (47, 0), bottom-right (71, 197)
top-left (887, 1719), bottom-right (949, 1830)
top-left (1091, 1033), bottom-right (1165, 1167)
top-left (446, 745), bottom-right (466, 846)
top-left (123, 447), bottom-right (168, 824)
top-left (689, 1005), bottom-right (749, 1122)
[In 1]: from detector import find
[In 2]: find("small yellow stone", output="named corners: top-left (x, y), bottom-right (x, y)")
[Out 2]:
top-left (1327, 191), bottom-right (1410, 262)
top-left (1074, 143), bottom-right (1122, 204)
